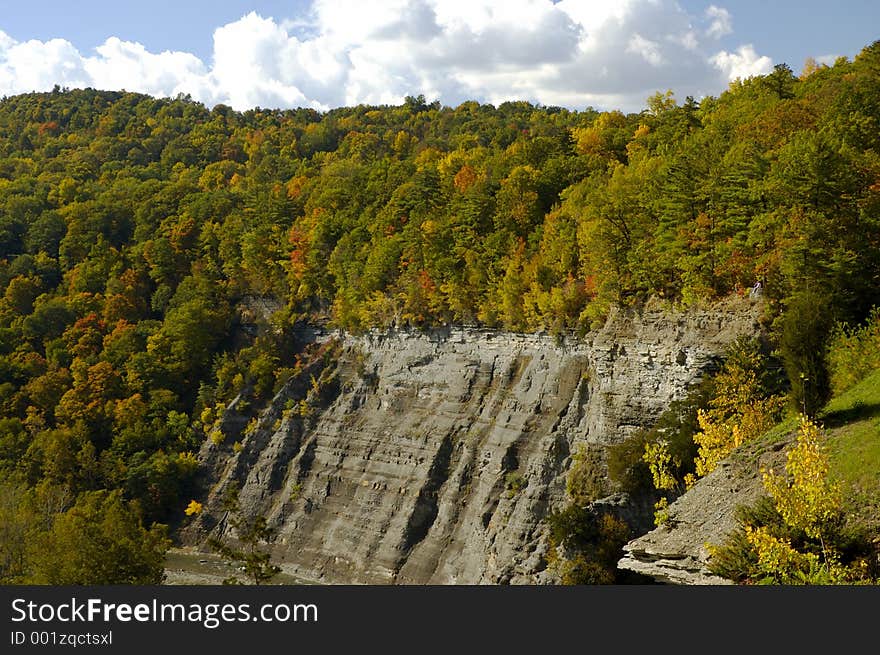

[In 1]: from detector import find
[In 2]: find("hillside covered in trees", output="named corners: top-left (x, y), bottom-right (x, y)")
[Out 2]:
top-left (1, 42), bottom-right (879, 583)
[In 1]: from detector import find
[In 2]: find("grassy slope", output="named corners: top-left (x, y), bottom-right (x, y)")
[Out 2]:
top-left (821, 369), bottom-right (880, 537)
top-left (732, 368), bottom-right (880, 540)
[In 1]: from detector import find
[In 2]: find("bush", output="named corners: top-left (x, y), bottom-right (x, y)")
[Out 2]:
top-left (29, 490), bottom-right (170, 584)
top-left (607, 380), bottom-right (710, 497)
top-left (545, 507), bottom-right (631, 584)
top-left (707, 496), bottom-right (785, 582)
top-left (827, 306), bottom-right (880, 394)
top-left (708, 418), bottom-right (877, 584)
top-left (566, 444), bottom-right (607, 505)
top-left (606, 430), bottom-right (654, 497)
top-left (779, 290), bottom-right (834, 417)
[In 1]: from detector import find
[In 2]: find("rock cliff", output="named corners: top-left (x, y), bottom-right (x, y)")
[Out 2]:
top-left (179, 297), bottom-right (763, 584)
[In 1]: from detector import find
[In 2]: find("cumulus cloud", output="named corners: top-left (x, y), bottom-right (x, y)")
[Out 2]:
top-left (0, 1), bottom-right (775, 113)
top-left (627, 34), bottom-right (664, 67)
top-left (711, 44), bottom-right (774, 81)
top-left (85, 38), bottom-right (207, 97)
top-left (705, 5), bottom-right (733, 39)
top-left (816, 54), bottom-right (840, 66)
top-left (0, 32), bottom-right (89, 94)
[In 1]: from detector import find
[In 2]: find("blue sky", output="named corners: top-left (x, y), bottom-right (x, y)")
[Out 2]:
top-left (0, 1), bottom-right (877, 113)
top-left (677, 0), bottom-right (879, 64)
top-left (0, 1), bottom-right (310, 63)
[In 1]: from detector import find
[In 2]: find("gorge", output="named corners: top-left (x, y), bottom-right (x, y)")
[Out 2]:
top-left (178, 297), bottom-right (763, 584)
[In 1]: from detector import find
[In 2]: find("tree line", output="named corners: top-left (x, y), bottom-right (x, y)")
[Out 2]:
top-left (1, 42), bottom-right (879, 582)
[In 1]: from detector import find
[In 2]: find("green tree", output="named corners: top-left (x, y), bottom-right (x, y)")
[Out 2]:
top-left (208, 486), bottom-right (281, 585)
top-left (29, 490), bottom-right (170, 584)
top-left (710, 416), bottom-right (868, 584)
top-left (779, 290), bottom-right (834, 416)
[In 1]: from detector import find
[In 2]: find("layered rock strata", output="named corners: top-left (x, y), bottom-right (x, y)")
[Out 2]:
top-left (181, 298), bottom-right (762, 584)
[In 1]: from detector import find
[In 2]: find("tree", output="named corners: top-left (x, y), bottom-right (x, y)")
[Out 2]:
top-left (28, 490), bottom-right (170, 584)
top-left (763, 63), bottom-right (797, 100)
top-left (780, 290), bottom-right (834, 416)
top-left (0, 481), bottom-right (34, 583)
top-left (709, 416), bottom-right (873, 584)
top-left (763, 416), bottom-right (840, 543)
top-left (208, 486), bottom-right (281, 585)
top-left (743, 417), bottom-right (856, 584)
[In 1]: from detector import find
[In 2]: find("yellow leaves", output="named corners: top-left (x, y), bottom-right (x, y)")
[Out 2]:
top-left (692, 409), bottom-right (735, 478)
top-left (199, 405), bottom-right (215, 429)
top-left (653, 497), bottom-right (670, 527)
top-left (392, 131), bottom-right (413, 157)
top-left (178, 451), bottom-right (199, 468)
top-left (744, 524), bottom-right (855, 585)
top-left (625, 124), bottom-right (651, 157)
top-left (571, 126), bottom-right (603, 156)
top-left (692, 397), bottom-right (785, 479)
top-left (745, 525), bottom-right (819, 580)
top-left (799, 56), bottom-right (823, 79)
top-left (285, 174), bottom-right (309, 200)
top-left (762, 416), bottom-right (842, 541)
top-left (723, 416), bottom-right (868, 584)
top-left (184, 500), bottom-right (203, 516)
top-left (690, 344), bottom-right (787, 482)
top-left (642, 440), bottom-right (678, 492)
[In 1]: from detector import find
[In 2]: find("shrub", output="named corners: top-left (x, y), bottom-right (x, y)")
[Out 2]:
top-left (504, 471), bottom-right (525, 498)
top-left (708, 417), bottom-right (875, 584)
top-left (607, 380), bottom-right (710, 498)
top-left (827, 306), bottom-right (880, 394)
top-left (690, 337), bottom-right (786, 482)
top-left (545, 507), bottom-right (631, 584)
top-left (779, 290), bottom-right (834, 417)
top-left (566, 444), bottom-right (607, 505)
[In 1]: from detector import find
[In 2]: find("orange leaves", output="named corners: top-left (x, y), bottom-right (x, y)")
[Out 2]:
top-left (63, 313), bottom-right (107, 360)
top-left (288, 224), bottom-right (311, 277)
top-left (417, 269), bottom-right (436, 295)
top-left (56, 360), bottom-right (123, 428)
top-left (583, 274), bottom-right (598, 297)
top-left (453, 164), bottom-right (478, 193)
top-left (37, 121), bottom-right (60, 137)
top-left (286, 174), bottom-right (309, 200)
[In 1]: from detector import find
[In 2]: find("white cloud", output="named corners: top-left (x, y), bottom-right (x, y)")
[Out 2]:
top-left (676, 30), bottom-right (700, 51)
top-left (85, 38), bottom-right (207, 98)
top-left (0, 30), bottom-right (14, 51)
top-left (0, 1), bottom-right (775, 113)
top-left (0, 33), bottom-right (89, 94)
top-left (627, 34), bottom-right (664, 67)
top-left (711, 44), bottom-right (774, 81)
top-left (705, 5), bottom-right (733, 39)
top-left (816, 54), bottom-right (840, 66)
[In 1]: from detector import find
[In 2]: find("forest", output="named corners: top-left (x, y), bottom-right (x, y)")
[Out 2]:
top-left (1, 41), bottom-right (879, 584)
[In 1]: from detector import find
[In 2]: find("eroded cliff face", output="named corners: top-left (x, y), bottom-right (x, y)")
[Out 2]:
top-left (179, 298), bottom-right (762, 584)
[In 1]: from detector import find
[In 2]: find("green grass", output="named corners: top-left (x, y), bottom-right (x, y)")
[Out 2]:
top-left (708, 369), bottom-right (880, 583)
top-left (732, 368), bottom-right (880, 536)
top-left (820, 369), bottom-right (880, 534)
